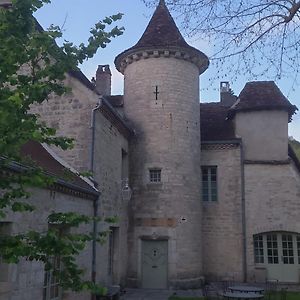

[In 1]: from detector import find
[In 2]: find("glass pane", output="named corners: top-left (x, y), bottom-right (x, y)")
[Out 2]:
top-left (211, 194), bottom-right (217, 201)
top-left (267, 234), bottom-right (278, 264)
top-left (282, 234), bottom-right (294, 264)
top-left (254, 235), bottom-right (264, 264)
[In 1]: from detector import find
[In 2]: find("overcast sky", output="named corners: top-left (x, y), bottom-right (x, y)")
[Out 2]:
top-left (35, 0), bottom-right (300, 140)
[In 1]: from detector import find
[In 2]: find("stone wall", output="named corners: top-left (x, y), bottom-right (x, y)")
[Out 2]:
top-left (201, 144), bottom-right (244, 282)
top-left (245, 161), bottom-right (300, 281)
top-left (93, 109), bottom-right (129, 287)
top-left (123, 56), bottom-right (203, 288)
top-left (30, 73), bottom-right (99, 172)
top-left (0, 188), bottom-right (94, 300)
top-left (235, 111), bottom-right (288, 161)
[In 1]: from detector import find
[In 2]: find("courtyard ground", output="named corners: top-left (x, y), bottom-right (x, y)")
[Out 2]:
top-left (120, 289), bottom-right (300, 300)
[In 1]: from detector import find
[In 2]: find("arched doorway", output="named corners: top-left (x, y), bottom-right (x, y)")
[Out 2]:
top-left (254, 232), bottom-right (300, 282)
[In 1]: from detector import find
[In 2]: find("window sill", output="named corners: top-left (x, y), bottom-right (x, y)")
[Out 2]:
top-left (146, 182), bottom-right (163, 190)
top-left (254, 265), bottom-right (266, 269)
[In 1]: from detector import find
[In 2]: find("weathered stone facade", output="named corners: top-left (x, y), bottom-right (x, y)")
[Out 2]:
top-left (0, 187), bottom-right (94, 300)
top-left (30, 73), bottom-right (99, 172)
top-left (2, 0), bottom-right (300, 298)
top-left (201, 143), bottom-right (243, 282)
top-left (123, 56), bottom-right (204, 288)
top-left (92, 105), bottom-right (130, 287)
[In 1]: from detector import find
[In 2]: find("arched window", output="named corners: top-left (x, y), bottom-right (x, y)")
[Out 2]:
top-left (253, 232), bottom-right (300, 282)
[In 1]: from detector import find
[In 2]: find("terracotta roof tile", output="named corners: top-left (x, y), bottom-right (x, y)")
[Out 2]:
top-left (20, 141), bottom-right (96, 194)
top-left (115, 1), bottom-right (208, 71)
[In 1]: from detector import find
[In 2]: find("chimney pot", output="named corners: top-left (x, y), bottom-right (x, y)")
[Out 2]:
top-left (220, 81), bottom-right (237, 106)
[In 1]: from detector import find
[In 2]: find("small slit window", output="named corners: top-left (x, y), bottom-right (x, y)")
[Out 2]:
top-left (149, 169), bottom-right (161, 183)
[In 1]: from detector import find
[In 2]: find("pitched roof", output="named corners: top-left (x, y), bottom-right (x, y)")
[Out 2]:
top-left (133, 0), bottom-right (192, 50)
top-left (98, 97), bottom-right (134, 139)
top-left (20, 141), bottom-right (98, 196)
top-left (228, 81), bottom-right (297, 121)
top-left (115, 0), bottom-right (208, 72)
top-left (200, 103), bottom-right (236, 141)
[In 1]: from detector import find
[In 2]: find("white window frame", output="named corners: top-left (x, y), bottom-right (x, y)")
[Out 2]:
top-left (43, 256), bottom-right (62, 300)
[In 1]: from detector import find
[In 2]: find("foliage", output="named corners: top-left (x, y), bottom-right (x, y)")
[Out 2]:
top-left (144, 0), bottom-right (300, 84)
top-left (289, 137), bottom-right (300, 159)
top-left (0, 0), bottom-right (123, 293)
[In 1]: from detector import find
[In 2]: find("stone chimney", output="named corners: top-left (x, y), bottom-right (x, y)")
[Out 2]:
top-left (95, 64), bottom-right (111, 96)
top-left (220, 81), bottom-right (237, 106)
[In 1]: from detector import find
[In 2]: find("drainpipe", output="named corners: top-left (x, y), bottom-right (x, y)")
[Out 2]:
top-left (240, 140), bottom-right (247, 282)
top-left (91, 196), bottom-right (99, 300)
top-left (90, 98), bottom-right (102, 173)
top-left (90, 98), bottom-right (102, 300)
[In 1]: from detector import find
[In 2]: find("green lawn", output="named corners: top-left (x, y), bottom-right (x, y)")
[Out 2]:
top-left (168, 291), bottom-right (300, 300)
top-left (271, 291), bottom-right (300, 300)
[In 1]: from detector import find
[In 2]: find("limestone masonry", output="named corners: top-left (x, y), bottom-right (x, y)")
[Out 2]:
top-left (1, 0), bottom-right (300, 298)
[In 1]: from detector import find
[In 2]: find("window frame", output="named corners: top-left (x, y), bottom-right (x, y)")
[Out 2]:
top-left (0, 222), bottom-right (12, 283)
top-left (43, 256), bottom-right (62, 300)
top-left (43, 224), bottom-right (68, 300)
top-left (201, 166), bottom-right (218, 202)
top-left (254, 234), bottom-right (264, 264)
top-left (149, 168), bottom-right (162, 183)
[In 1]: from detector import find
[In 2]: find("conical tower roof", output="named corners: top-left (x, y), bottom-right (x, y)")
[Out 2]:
top-left (115, 0), bottom-right (209, 74)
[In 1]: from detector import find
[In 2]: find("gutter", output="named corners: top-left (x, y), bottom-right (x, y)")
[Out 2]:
top-left (91, 196), bottom-right (99, 300)
top-left (239, 140), bottom-right (247, 282)
top-left (3, 159), bottom-right (99, 198)
top-left (90, 98), bottom-right (102, 173)
top-left (89, 99), bottom-right (101, 299)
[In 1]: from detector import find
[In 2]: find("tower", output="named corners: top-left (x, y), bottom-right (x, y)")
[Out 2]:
top-left (115, 0), bottom-right (209, 289)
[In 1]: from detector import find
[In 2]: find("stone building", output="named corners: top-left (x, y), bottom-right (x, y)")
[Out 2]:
top-left (0, 141), bottom-right (99, 300)
top-left (2, 0), bottom-right (300, 297)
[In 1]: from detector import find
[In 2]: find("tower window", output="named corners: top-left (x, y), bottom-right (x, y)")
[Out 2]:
top-left (149, 169), bottom-right (161, 183)
top-left (202, 166), bottom-right (217, 201)
top-left (153, 85), bottom-right (160, 100)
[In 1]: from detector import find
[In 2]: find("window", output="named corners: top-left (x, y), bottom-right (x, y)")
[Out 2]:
top-left (297, 236), bottom-right (300, 264)
top-left (0, 222), bottom-right (12, 282)
top-left (202, 166), bottom-right (217, 201)
top-left (282, 234), bottom-right (294, 264)
top-left (108, 227), bottom-right (119, 281)
top-left (43, 224), bottom-right (66, 300)
top-left (254, 235), bottom-right (264, 263)
top-left (149, 169), bottom-right (161, 183)
top-left (43, 256), bottom-right (61, 300)
top-left (267, 234), bottom-right (279, 264)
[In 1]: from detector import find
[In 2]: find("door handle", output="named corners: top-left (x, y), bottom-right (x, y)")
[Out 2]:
top-left (152, 265), bottom-right (157, 268)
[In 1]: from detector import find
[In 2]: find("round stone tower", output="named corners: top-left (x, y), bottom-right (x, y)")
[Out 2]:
top-left (115, 0), bottom-right (209, 289)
